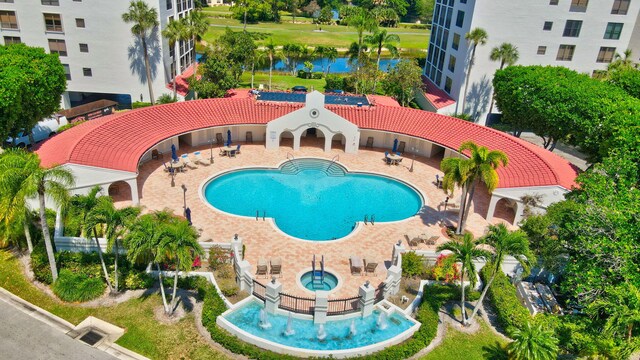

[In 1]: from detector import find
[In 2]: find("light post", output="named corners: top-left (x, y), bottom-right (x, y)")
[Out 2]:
top-left (170, 164), bottom-right (175, 187)
top-left (181, 184), bottom-right (187, 216)
top-left (209, 138), bottom-right (215, 164)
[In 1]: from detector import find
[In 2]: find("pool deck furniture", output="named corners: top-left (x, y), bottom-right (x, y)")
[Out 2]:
top-left (350, 256), bottom-right (363, 275)
top-left (171, 158), bottom-right (186, 172)
top-left (424, 235), bottom-right (440, 246)
top-left (221, 146), bottom-right (235, 156)
top-left (151, 149), bottom-right (163, 160)
top-left (365, 136), bottom-right (374, 148)
top-left (270, 257), bottom-right (282, 277)
top-left (364, 260), bottom-right (378, 276)
top-left (215, 133), bottom-right (224, 145)
top-left (257, 258), bottom-right (268, 278)
top-left (388, 154), bottom-right (403, 165)
top-left (193, 151), bottom-right (210, 166)
top-left (181, 154), bottom-right (196, 169)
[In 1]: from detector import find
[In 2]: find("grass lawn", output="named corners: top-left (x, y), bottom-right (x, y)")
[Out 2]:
top-left (239, 72), bottom-right (327, 92)
top-left (421, 321), bottom-right (509, 360)
top-left (0, 250), bottom-right (227, 360)
top-left (201, 17), bottom-right (429, 53)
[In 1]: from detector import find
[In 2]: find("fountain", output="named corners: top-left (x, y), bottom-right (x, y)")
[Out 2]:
top-left (317, 324), bottom-right (327, 341)
top-left (283, 313), bottom-right (295, 336)
top-left (349, 319), bottom-right (357, 337)
top-left (259, 309), bottom-right (272, 329)
top-left (376, 312), bottom-right (388, 330)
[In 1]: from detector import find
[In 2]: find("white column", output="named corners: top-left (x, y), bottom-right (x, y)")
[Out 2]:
top-left (323, 134), bottom-right (331, 152)
top-left (358, 281), bottom-right (376, 317)
top-left (486, 194), bottom-right (501, 222)
top-left (126, 178), bottom-right (139, 205)
top-left (265, 278), bottom-right (282, 314)
top-left (513, 201), bottom-right (524, 225)
top-left (314, 290), bottom-right (329, 324)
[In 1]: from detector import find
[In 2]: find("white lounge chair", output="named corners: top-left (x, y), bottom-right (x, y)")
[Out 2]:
top-left (193, 151), bottom-right (210, 165)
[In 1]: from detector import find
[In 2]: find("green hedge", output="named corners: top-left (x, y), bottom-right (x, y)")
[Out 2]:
top-left (480, 264), bottom-right (531, 336)
top-left (199, 279), bottom-right (454, 359)
top-left (53, 269), bottom-right (105, 302)
top-left (132, 101), bottom-right (152, 109)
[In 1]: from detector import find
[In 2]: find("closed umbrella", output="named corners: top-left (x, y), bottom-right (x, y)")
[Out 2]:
top-left (185, 207), bottom-right (192, 225)
top-left (392, 139), bottom-right (398, 153)
top-left (226, 130), bottom-right (232, 146)
top-left (171, 144), bottom-right (178, 162)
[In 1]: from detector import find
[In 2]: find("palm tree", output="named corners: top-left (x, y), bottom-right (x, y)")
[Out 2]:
top-left (264, 40), bottom-right (279, 90)
top-left (162, 18), bottom-right (186, 100)
top-left (0, 149), bottom-right (74, 281)
top-left (345, 9), bottom-right (378, 65)
top-left (161, 219), bottom-right (202, 315)
top-left (467, 224), bottom-right (532, 324)
top-left (588, 282), bottom-right (640, 343)
top-left (325, 46), bottom-right (338, 75)
top-left (87, 197), bottom-right (140, 292)
top-left (487, 43), bottom-right (519, 116)
top-left (364, 29), bottom-right (400, 93)
top-left (76, 186), bottom-right (113, 292)
top-left (507, 322), bottom-right (559, 360)
top-left (441, 141), bottom-right (508, 234)
top-left (461, 28), bottom-right (488, 114)
top-left (183, 10), bottom-right (209, 81)
top-left (437, 233), bottom-right (490, 325)
top-left (250, 49), bottom-right (267, 89)
top-left (122, 1), bottom-right (159, 105)
top-left (0, 152), bottom-right (35, 253)
top-left (608, 48), bottom-right (637, 71)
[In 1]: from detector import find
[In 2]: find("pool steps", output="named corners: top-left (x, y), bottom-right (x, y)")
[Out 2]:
top-left (281, 158), bottom-right (346, 176)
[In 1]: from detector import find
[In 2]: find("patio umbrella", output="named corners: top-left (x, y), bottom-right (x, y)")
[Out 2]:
top-left (171, 144), bottom-right (178, 162)
top-left (185, 207), bottom-right (192, 225)
top-left (226, 130), bottom-right (231, 146)
top-left (392, 139), bottom-right (398, 153)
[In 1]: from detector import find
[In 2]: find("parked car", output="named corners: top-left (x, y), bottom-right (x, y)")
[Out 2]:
top-left (4, 115), bottom-right (68, 148)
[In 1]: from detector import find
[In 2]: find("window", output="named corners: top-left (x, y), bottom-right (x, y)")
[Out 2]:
top-left (444, 77), bottom-right (453, 94)
top-left (549, 0), bottom-right (559, 4)
top-left (79, 43), bottom-right (88, 52)
top-left (604, 23), bottom-right (623, 39)
top-left (597, 47), bottom-right (616, 63)
top-left (41, 0), bottom-right (60, 5)
top-left (556, 45), bottom-right (575, 61)
top-left (455, 10), bottom-right (464, 27)
top-left (76, 18), bottom-right (85, 28)
top-left (448, 55), bottom-right (456, 72)
top-left (3, 36), bottom-right (20, 45)
top-left (48, 39), bottom-right (67, 56)
top-left (83, 68), bottom-right (92, 77)
top-left (563, 20), bottom-right (583, 37)
top-left (537, 46), bottom-right (547, 55)
top-left (63, 64), bottom-right (71, 80)
top-left (611, 0), bottom-right (630, 14)
top-left (543, 21), bottom-right (553, 31)
top-left (452, 33), bottom-right (460, 50)
top-left (0, 0), bottom-right (15, 3)
top-left (43, 13), bottom-right (63, 32)
top-left (0, 10), bottom-right (18, 29)
top-left (570, 0), bottom-right (588, 12)
top-left (460, 0), bottom-right (467, 3)
top-left (166, 0), bottom-right (172, 10)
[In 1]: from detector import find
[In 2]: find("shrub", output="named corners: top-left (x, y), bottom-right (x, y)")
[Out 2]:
top-left (208, 245), bottom-right (231, 271)
top-left (53, 269), bottom-right (105, 302)
top-left (57, 120), bottom-right (86, 133)
top-left (162, 275), bottom-right (202, 290)
top-left (325, 74), bottom-right (345, 90)
top-left (132, 101), bottom-right (152, 109)
top-left (402, 251), bottom-right (425, 278)
top-left (428, 253), bottom-right (460, 283)
top-left (216, 264), bottom-right (234, 279)
top-left (156, 94), bottom-right (177, 104)
top-left (480, 264), bottom-right (531, 336)
top-left (220, 283), bottom-right (239, 297)
top-left (31, 247), bottom-right (53, 284)
top-left (297, 69), bottom-right (308, 79)
top-left (124, 270), bottom-right (155, 290)
top-left (311, 72), bottom-right (323, 79)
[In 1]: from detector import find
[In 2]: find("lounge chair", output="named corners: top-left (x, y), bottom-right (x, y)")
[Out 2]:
top-left (365, 136), bottom-right (374, 148)
top-left (398, 141), bottom-right (406, 153)
top-left (215, 133), bottom-right (224, 145)
top-left (151, 149), bottom-right (164, 160)
top-left (364, 260), bottom-right (378, 275)
top-left (384, 151), bottom-right (392, 165)
top-left (246, 131), bottom-right (253, 143)
top-left (424, 236), bottom-right (439, 246)
top-left (193, 151), bottom-right (210, 165)
top-left (405, 234), bottom-right (419, 249)
top-left (270, 257), bottom-right (282, 277)
top-left (256, 258), bottom-right (268, 278)
top-left (350, 256), bottom-right (363, 275)
top-left (181, 154), bottom-right (197, 169)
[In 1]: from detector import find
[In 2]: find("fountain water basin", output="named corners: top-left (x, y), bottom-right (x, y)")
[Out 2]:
top-left (218, 299), bottom-right (420, 358)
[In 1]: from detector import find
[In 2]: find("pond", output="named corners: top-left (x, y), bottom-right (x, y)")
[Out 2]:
top-left (258, 57), bottom-right (401, 74)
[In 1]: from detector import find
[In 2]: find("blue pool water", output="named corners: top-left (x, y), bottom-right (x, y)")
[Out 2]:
top-left (223, 301), bottom-right (414, 351)
top-left (203, 159), bottom-right (422, 240)
top-left (300, 271), bottom-right (339, 291)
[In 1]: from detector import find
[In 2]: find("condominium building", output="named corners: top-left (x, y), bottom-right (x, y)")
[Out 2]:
top-left (422, 0), bottom-right (640, 124)
top-left (0, 0), bottom-right (195, 109)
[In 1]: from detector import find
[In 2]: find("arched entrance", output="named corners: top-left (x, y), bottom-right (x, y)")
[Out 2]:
top-left (108, 181), bottom-right (132, 204)
top-left (300, 127), bottom-right (325, 150)
top-left (331, 133), bottom-right (346, 151)
top-left (492, 198), bottom-right (517, 225)
top-left (279, 131), bottom-right (294, 149)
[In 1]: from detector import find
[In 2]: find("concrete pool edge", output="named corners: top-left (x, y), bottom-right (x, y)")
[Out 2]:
top-left (198, 157), bottom-right (428, 244)
top-left (217, 298), bottom-right (422, 359)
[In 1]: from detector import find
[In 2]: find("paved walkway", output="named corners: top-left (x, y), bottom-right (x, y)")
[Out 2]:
top-left (0, 293), bottom-right (116, 360)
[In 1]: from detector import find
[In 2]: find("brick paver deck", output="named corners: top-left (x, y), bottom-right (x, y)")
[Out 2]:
top-left (117, 140), bottom-right (515, 298)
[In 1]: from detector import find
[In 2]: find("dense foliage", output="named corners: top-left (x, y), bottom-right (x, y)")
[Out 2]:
top-left (53, 269), bottom-right (105, 302)
top-left (480, 264), bottom-right (531, 336)
top-left (381, 58), bottom-right (422, 106)
top-left (608, 67), bottom-right (640, 99)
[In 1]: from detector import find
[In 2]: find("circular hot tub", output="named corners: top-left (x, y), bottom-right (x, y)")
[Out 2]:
top-left (299, 271), bottom-right (339, 291)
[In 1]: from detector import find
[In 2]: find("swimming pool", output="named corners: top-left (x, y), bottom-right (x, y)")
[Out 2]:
top-left (202, 158), bottom-right (423, 241)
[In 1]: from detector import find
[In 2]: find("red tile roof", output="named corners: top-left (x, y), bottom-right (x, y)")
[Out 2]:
top-left (166, 65), bottom-right (196, 97)
top-left (36, 97), bottom-right (578, 190)
top-left (366, 95), bottom-right (401, 107)
top-left (421, 75), bottom-right (456, 110)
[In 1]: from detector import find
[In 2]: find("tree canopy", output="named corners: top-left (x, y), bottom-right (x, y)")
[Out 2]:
top-left (0, 44), bottom-right (66, 142)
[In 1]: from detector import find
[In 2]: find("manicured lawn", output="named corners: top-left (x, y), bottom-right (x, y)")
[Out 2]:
top-left (421, 321), bottom-right (509, 360)
top-left (0, 250), bottom-right (227, 360)
top-left (201, 18), bottom-right (429, 52)
top-left (239, 72), bottom-right (327, 92)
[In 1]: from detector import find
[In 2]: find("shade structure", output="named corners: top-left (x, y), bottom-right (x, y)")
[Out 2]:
top-left (171, 144), bottom-right (178, 161)
top-left (392, 139), bottom-right (398, 153)
top-left (226, 130), bottom-right (231, 146)
top-left (185, 207), bottom-right (192, 225)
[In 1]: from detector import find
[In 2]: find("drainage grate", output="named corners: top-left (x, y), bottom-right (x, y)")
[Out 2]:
top-left (78, 330), bottom-right (104, 346)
